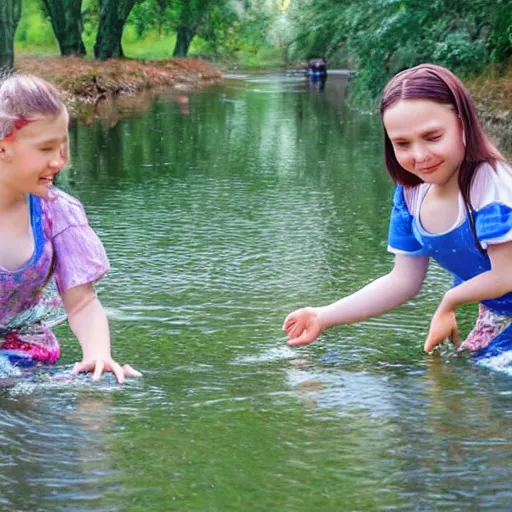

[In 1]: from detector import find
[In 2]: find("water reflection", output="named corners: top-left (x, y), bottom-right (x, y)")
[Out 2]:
top-left (0, 389), bottom-right (115, 511)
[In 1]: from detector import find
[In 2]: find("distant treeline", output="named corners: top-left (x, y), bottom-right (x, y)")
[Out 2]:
top-left (2, 0), bottom-right (512, 101)
top-left (286, 0), bottom-right (512, 101)
top-left (0, 0), bottom-right (278, 70)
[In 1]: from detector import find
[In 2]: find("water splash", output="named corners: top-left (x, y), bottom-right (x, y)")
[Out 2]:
top-left (233, 345), bottom-right (299, 364)
top-left (0, 354), bottom-right (21, 378)
top-left (475, 350), bottom-right (512, 376)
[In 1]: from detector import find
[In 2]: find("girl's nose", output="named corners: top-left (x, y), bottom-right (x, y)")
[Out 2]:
top-left (413, 144), bottom-right (430, 164)
top-left (50, 148), bottom-right (66, 170)
top-left (50, 146), bottom-right (67, 172)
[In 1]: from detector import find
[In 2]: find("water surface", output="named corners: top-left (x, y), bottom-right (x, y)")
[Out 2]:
top-left (1, 74), bottom-right (511, 511)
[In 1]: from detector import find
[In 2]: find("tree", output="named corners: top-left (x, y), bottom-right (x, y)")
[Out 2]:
top-left (94, 0), bottom-right (138, 59)
top-left (0, 0), bottom-right (22, 71)
top-left (42, 0), bottom-right (86, 56)
top-left (172, 0), bottom-right (200, 57)
top-left (128, 0), bottom-right (237, 58)
top-left (172, 0), bottom-right (231, 57)
top-left (286, 0), bottom-right (512, 102)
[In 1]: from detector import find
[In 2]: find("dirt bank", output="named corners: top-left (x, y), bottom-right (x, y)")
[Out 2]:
top-left (16, 55), bottom-right (222, 118)
top-left (466, 71), bottom-right (512, 153)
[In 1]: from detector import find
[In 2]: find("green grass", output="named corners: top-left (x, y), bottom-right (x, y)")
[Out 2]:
top-left (234, 47), bottom-right (284, 69)
top-left (122, 27), bottom-right (177, 60)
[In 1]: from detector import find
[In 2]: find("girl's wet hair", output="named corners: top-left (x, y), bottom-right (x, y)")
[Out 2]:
top-left (0, 73), bottom-right (66, 140)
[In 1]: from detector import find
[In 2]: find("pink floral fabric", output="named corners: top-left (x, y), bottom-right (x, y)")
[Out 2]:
top-left (44, 188), bottom-right (109, 294)
top-left (459, 304), bottom-right (512, 353)
top-left (2, 329), bottom-right (60, 363)
top-left (0, 188), bottom-right (109, 365)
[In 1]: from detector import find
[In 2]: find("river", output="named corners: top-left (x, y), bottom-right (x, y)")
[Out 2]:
top-left (1, 73), bottom-right (511, 511)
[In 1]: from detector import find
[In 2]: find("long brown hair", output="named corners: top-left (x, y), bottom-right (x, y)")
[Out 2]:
top-left (380, 64), bottom-right (505, 251)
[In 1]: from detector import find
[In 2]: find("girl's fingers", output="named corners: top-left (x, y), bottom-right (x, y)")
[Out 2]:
top-left (282, 315), bottom-right (296, 331)
top-left (110, 361), bottom-right (125, 384)
top-left (92, 359), bottom-right (105, 381)
top-left (450, 327), bottom-right (461, 347)
top-left (71, 361), bottom-right (90, 375)
top-left (289, 322), bottom-right (305, 340)
top-left (71, 362), bottom-right (80, 375)
top-left (288, 332), bottom-right (313, 347)
top-left (123, 364), bottom-right (143, 378)
top-left (70, 360), bottom-right (142, 383)
top-left (424, 337), bottom-right (434, 353)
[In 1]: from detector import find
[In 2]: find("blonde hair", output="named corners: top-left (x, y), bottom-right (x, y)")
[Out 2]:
top-left (0, 73), bottom-right (67, 140)
top-left (0, 73), bottom-right (70, 165)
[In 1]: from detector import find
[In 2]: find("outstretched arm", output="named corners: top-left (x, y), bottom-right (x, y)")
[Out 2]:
top-left (63, 283), bottom-right (142, 383)
top-left (425, 240), bottom-right (512, 352)
top-left (283, 254), bottom-right (429, 346)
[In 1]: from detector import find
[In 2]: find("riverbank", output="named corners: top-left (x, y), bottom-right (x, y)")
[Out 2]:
top-left (14, 55), bottom-right (512, 151)
top-left (466, 68), bottom-right (512, 152)
top-left (16, 55), bottom-right (222, 118)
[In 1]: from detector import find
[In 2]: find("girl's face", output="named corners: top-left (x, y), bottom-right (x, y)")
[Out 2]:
top-left (383, 99), bottom-right (466, 188)
top-left (0, 110), bottom-right (69, 199)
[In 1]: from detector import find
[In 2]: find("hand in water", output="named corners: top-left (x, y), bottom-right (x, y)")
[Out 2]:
top-left (72, 358), bottom-right (142, 384)
top-left (283, 307), bottom-right (323, 346)
top-left (424, 307), bottom-right (461, 353)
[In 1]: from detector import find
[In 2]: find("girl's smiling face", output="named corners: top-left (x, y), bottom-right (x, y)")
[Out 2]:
top-left (0, 111), bottom-right (69, 198)
top-left (383, 99), bottom-right (466, 188)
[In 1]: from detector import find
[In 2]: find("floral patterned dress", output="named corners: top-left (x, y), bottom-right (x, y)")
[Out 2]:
top-left (0, 188), bottom-right (109, 366)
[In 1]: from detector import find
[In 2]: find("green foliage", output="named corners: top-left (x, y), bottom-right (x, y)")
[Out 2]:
top-left (16, 0), bottom-right (57, 50)
top-left (82, 0), bottom-right (99, 53)
top-left (129, 0), bottom-right (176, 38)
top-left (432, 30), bottom-right (487, 73)
top-left (122, 27), bottom-right (177, 59)
top-left (16, 0), bottom-right (281, 63)
top-left (234, 46), bottom-right (283, 69)
top-left (287, 0), bottom-right (512, 103)
top-left (16, 0), bottom-right (512, 80)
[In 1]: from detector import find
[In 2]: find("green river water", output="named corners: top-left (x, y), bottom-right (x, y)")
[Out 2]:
top-left (1, 74), bottom-right (511, 511)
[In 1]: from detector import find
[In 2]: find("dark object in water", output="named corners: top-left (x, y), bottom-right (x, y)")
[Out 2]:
top-left (307, 58), bottom-right (327, 80)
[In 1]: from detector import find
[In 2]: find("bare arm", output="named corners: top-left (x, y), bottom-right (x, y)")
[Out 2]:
top-left (63, 284), bottom-right (111, 360)
top-left (440, 241), bottom-right (512, 310)
top-left (317, 253), bottom-right (429, 328)
top-left (62, 283), bottom-right (141, 382)
top-left (284, 254), bottom-right (429, 346)
top-left (425, 240), bottom-right (512, 352)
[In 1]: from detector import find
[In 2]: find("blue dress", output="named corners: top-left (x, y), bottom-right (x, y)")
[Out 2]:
top-left (387, 161), bottom-right (512, 361)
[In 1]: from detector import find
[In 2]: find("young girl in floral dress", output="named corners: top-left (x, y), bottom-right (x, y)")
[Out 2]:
top-left (0, 73), bottom-right (141, 383)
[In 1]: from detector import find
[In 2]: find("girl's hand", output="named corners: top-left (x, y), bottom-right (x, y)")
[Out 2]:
top-left (71, 358), bottom-right (142, 384)
top-left (424, 307), bottom-right (461, 353)
top-left (283, 307), bottom-right (323, 347)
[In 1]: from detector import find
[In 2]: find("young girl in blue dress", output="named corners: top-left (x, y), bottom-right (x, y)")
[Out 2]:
top-left (0, 73), bottom-right (141, 383)
top-left (284, 64), bottom-right (512, 360)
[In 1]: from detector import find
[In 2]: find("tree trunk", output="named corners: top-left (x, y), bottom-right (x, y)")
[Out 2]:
top-left (0, 0), bottom-right (21, 72)
top-left (94, 0), bottom-right (137, 60)
top-left (42, 0), bottom-right (86, 56)
top-left (173, 26), bottom-right (196, 57)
